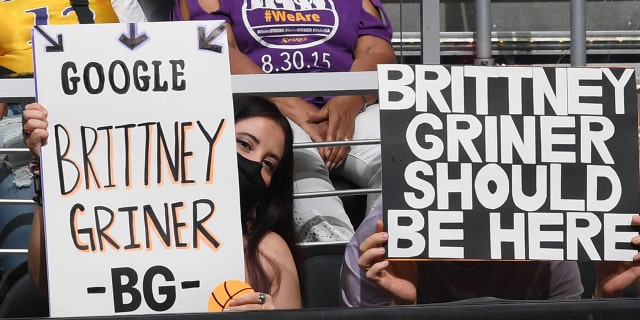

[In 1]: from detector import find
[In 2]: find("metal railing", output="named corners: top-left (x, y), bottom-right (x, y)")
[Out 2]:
top-left (0, 72), bottom-right (384, 255)
top-left (418, 0), bottom-right (588, 66)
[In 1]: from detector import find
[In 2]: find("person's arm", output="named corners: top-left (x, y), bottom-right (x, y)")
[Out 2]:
top-left (307, 0), bottom-right (397, 169)
top-left (227, 232), bottom-right (301, 310)
top-left (595, 261), bottom-right (640, 298)
top-left (225, 24), bottom-right (328, 147)
top-left (260, 232), bottom-right (302, 309)
top-left (341, 208), bottom-right (395, 307)
top-left (22, 103), bottom-right (50, 296)
top-left (28, 205), bottom-right (47, 296)
top-left (547, 261), bottom-right (584, 299)
top-left (351, 0), bottom-right (397, 75)
top-left (178, 0), bottom-right (321, 130)
top-left (183, 0), bottom-right (326, 144)
top-left (357, 219), bottom-right (418, 305)
top-left (594, 214), bottom-right (640, 298)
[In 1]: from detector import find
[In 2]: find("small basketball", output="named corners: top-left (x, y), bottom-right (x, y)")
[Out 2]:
top-left (208, 279), bottom-right (254, 312)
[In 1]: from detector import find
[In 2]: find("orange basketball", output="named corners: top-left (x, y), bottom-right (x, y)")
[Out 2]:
top-left (208, 280), bottom-right (254, 312)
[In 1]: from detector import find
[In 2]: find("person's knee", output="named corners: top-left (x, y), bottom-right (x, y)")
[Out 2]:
top-left (293, 149), bottom-right (331, 177)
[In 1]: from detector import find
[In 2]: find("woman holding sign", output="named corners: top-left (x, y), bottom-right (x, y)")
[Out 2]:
top-left (342, 204), bottom-right (640, 306)
top-left (23, 95), bottom-right (302, 311)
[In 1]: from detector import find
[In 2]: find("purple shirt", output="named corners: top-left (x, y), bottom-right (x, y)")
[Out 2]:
top-left (340, 205), bottom-right (584, 307)
top-left (172, 0), bottom-right (393, 107)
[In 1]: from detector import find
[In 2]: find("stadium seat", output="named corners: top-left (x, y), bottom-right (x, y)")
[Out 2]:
top-left (331, 174), bottom-right (367, 230)
top-left (0, 261), bottom-right (48, 318)
top-left (577, 261), bottom-right (595, 299)
top-left (300, 241), bottom-right (347, 308)
top-left (137, 0), bottom-right (174, 22)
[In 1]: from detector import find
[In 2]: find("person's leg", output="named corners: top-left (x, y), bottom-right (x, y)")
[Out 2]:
top-left (289, 121), bottom-right (355, 242)
top-left (334, 104), bottom-right (382, 215)
top-left (0, 116), bottom-right (34, 278)
top-left (0, 171), bottom-right (34, 277)
top-left (6, 104), bottom-right (25, 117)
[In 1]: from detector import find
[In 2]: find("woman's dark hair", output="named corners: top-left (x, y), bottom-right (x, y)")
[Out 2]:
top-left (232, 94), bottom-right (300, 295)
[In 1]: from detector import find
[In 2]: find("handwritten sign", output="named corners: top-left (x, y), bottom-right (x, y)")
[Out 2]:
top-left (378, 65), bottom-right (639, 261)
top-left (32, 21), bottom-right (244, 316)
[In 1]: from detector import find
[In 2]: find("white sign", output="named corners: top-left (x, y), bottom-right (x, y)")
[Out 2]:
top-left (32, 21), bottom-right (245, 317)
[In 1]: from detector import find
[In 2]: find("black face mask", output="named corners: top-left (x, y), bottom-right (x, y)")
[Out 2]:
top-left (237, 153), bottom-right (267, 231)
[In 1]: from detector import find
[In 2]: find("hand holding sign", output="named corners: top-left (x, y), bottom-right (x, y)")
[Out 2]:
top-left (208, 280), bottom-right (254, 311)
top-left (22, 103), bottom-right (49, 157)
top-left (346, 205), bottom-right (640, 306)
top-left (595, 215), bottom-right (640, 298)
top-left (341, 64), bottom-right (640, 307)
top-left (357, 219), bottom-right (418, 305)
top-left (226, 291), bottom-right (275, 311)
top-left (27, 52), bottom-right (303, 314)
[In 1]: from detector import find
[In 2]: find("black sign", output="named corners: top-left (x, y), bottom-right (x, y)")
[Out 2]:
top-left (379, 65), bottom-right (639, 261)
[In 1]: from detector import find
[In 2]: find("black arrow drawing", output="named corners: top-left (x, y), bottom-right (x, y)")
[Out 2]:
top-left (198, 24), bottom-right (226, 53)
top-left (33, 26), bottom-right (64, 52)
top-left (119, 23), bottom-right (149, 50)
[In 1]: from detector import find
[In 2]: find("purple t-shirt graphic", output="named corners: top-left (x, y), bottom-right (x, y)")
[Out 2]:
top-left (172, 0), bottom-right (393, 107)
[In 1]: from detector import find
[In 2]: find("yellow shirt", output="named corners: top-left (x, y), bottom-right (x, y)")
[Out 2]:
top-left (0, 0), bottom-right (119, 74)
